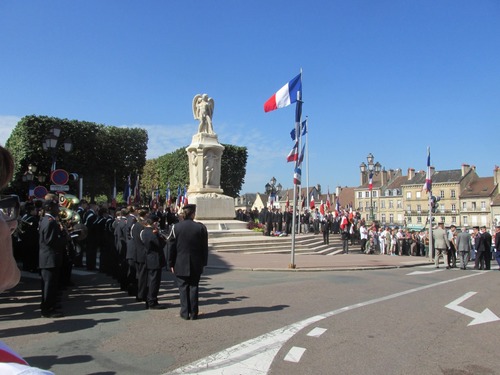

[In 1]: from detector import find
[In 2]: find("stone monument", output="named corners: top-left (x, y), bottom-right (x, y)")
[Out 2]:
top-left (186, 94), bottom-right (240, 228)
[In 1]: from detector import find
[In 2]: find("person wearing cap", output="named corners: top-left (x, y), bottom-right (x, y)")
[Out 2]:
top-left (455, 226), bottom-right (472, 270)
top-left (433, 222), bottom-right (451, 269)
top-left (168, 204), bottom-right (208, 320)
top-left (0, 146), bottom-right (55, 374)
top-left (494, 225), bottom-right (500, 270)
top-left (474, 225), bottom-right (492, 270)
top-left (39, 200), bottom-right (70, 318)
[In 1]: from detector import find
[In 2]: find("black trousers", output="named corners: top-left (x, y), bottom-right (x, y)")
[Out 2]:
top-left (136, 262), bottom-right (148, 301)
top-left (147, 268), bottom-right (162, 306)
top-left (40, 267), bottom-right (61, 313)
top-left (176, 274), bottom-right (201, 319)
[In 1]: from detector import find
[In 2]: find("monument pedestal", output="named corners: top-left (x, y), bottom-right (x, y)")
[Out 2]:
top-left (188, 192), bottom-right (235, 220)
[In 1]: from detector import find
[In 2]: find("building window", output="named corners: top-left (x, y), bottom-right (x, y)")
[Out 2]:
top-left (451, 190), bottom-right (456, 198)
top-left (358, 191), bottom-right (362, 198)
top-left (365, 201), bottom-right (370, 208)
top-left (452, 216), bottom-right (456, 224)
top-left (441, 217), bottom-right (446, 223)
top-left (440, 190), bottom-right (445, 199)
top-left (397, 200), bottom-right (402, 209)
top-left (451, 203), bottom-right (456, 212)
top-left (365, 191), bottom-right (369, 198)
top-left (481, 201), bottom-right (486, 210)
top-left (407, 216), bottom-right (412, 223)
top-left (381, 214), bottom-right (386, 223)
top-left (416, 191), bottom-right (421, 199)
top-left (406, 192), bottom-right (412, 199)
top-left (471, 202), bottom-right (476, 210)
top-left (389, 200), bottom-right (393, 208)
top-left (417, 204), bottom-right (421, 212)
top-left (381, 201), bottom-right (385, 209)
top-left (463, 216), bottom-right (468, 225)
top-left (366, 214), bottom-right (369, 221)
top-left (389, 214), bottom-right (394, 223)
top-left (406, 204), bottom-right (411, 212)
top-left (417, 216), bottom-right (422, 223)
top-left (439, 204), bottom-right (444, 212)
top-left (462, 202), bottom-right (467, 210)
top-left (385, 189), bottom-right (391, 196)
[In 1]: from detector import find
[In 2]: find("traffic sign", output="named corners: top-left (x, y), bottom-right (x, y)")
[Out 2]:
top-left (50, 184), bottom-right (70, 192)
top-left (33, 185), bottom-right (48, 198)
top-left (51, 169), bottom-right (69, 185)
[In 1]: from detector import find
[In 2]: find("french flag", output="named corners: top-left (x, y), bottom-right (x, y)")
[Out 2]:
top-left (423, 147), bottom-right (432, 193)
top-left (264, 73), bottom-right (302, 113)
top-left (287, 141), bottom-right (299, 162)
top-left (293, 166), bottom-right (301, 185)
top-left (368, 172), bottom-right (373, 191)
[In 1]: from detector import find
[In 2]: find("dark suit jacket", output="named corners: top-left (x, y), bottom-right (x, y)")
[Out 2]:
top-left (39, 214), bottom-right (68, 269)
top-left (477, 231), bottom-right (492, 252)
top-left (140, 226), bottom-right (164, 269)
top-left (132, 221), bottom-right (146, 263)
top-left (168, 218), bottom-right (208, 277)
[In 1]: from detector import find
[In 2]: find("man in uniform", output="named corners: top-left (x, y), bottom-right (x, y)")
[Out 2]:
top-left (475, 225), bottom-right (492, 270)
top-left (39, 200), bottom-right (69, 318)
top-left (433, 222), bottom-right (450, 269)
top-left (168, 204), bottom-right (208, 320)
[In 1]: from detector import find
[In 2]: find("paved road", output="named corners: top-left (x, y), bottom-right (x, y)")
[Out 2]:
top-left (1, 258), bottom-right (499, 375)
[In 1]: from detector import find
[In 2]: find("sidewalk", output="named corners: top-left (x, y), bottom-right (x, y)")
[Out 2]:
top-left (207, 251), bottom-right (434, 271)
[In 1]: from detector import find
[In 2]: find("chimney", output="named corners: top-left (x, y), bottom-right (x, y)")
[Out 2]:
top-left (430, 166), bottom-right (435, 176)
top-left (494, 166), bottom-right (500, 186)
top-left (461, 163), bottom-right (471, 177)
top-left (407, 168), bottom-right (415, 180)
top-left (336, 185), bottom-right (341, 196)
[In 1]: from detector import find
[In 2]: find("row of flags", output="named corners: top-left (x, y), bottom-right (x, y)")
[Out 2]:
top-left (123, 175), bottom-right (189, 208)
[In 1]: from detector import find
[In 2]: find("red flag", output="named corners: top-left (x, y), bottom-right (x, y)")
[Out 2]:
top-left (310, 193), bottom-right (315, 209)
top-left (287, 141), bottom-right (299, 162)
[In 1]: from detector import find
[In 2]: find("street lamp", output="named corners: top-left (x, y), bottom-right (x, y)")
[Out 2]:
top-left (21, 164), bottom-right (47, 200)
top-left (43, 126), bottom-right (73, 171)
top-left (359, 153), bottom-right (382, 222)
top-left (265, 177), bottom-right (282, 209)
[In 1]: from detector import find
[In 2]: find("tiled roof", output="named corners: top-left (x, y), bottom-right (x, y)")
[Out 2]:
top-left (460, 177), bottom-right (496, 198)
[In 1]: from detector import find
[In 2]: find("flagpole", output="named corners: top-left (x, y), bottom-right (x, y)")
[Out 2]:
top-left (426, 147), bottom-right (434, 260)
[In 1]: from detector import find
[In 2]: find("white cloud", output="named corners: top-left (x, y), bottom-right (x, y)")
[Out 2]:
top-left (0, 115), bottom-right (21, 145)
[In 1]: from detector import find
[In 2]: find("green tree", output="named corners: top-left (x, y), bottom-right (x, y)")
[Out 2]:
top-left (5, 115), bottom-right (148, 201)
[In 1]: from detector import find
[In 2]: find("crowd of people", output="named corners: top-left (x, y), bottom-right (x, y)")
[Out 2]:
top-left (236, 206), bottom-right (500, 269)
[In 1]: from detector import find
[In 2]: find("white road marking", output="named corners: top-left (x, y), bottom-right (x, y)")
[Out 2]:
top-left (164, 272), bottom-right (482, 375)
top-left (307, 327), bottom-right (327, 337)
top-left (445, 291), bottom-right (500, 326)
top-left (284, 347), bottom-right (306, 363)
top-left (407, 268), bottom-right (444, 275)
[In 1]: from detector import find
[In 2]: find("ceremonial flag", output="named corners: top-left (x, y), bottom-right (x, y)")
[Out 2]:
top-left (320, 200), bottom-right (325, 215)
top-left (290, 119), bottom-right (308, 141)
top-left (264, 73), bottom-right (302, 113)
top-left (165, 182), bottom-right (171, 204)
top-left (423, 147), bottom-right (432, 193)
top-left (293, 166), bottom-right (302, 185)
top-left (310, 193), bottom-right (315, 209)
top-left (298, 144), bottom-right (305, 165)
top-left (133, 175), bottom-right (141, 204)
top-left (326, 190), bottom-right (331, 210)
top-left (287, 141), bottom-right (299, 162)
top-left (335, 198), bottom-right (340, 213)
top-left (182, 185), bottom-right (188, 206)
top-left (285, 193), bottom-right (290, 209)
top-left (176, 185), bottom-right (181, 207)
top-left (368, 171), bottom-right (374, 191)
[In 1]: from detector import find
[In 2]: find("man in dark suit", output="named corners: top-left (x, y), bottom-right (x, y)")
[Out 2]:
top-left (168, 204), bottom-right (208, 320)
top-left (475, 226), bottom-right (492, 270)
top-left (141, 215), bottom-right (167, 309)
top-left (39, 200), bottom-right (69, 318)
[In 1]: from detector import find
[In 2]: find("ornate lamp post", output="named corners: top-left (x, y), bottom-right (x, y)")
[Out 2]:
top-left (43, 125), bottom-right (73, 171)
top-left (359, 153), bottom-right (381, 221)
top-left (265, 177), bottom-right (282, 209)
top-left (21, 164), bottom-right (47, 200)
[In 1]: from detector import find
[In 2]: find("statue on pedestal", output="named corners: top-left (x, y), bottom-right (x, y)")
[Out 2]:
top-left (192, 94), bottom-right (215, 135)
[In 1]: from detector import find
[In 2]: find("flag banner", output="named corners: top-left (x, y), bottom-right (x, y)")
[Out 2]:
top-left (298, 144), bottom-right (305, 165)
top-left (123, 175), bottom-right (130, 204)
top-left (290, 119), bottom-right (308, 141)
top-left (335, 198), bottom-right (340, 213)
top-left (287, 141), bottom-right (299, 162)
top-left (368, 172), bottom-right (373, 191)
top-left (134, 175), bottom-right (141, 204)
top-left (326, 190), bottom-right (331, 210)
top-left (423, 147), bottom-right (432, 193)
top-left (320, 200), bottom-right (325, 215)
top-left (285, 193), bottom-right (290, 209)
top-left (165, 183), bottom-right (171, 204)
top-left (264, 73), bottom-right (302, 112)
top-left (293, 166), bottom-right (301, 185)
top-left (310, 193), bottom-right (315, 209)
top-left (176, 185), bottom-right (181, 207)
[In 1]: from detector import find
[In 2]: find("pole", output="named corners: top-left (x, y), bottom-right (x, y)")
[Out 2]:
top-left (428, 191), bottom-right (433, 260)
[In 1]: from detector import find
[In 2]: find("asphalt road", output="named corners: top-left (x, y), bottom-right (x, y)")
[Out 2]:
top-left (1, 265), bottom-right (499, 375)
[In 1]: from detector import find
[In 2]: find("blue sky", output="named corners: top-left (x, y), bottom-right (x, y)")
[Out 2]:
top-left (1, 1), bottom-right (499, 195)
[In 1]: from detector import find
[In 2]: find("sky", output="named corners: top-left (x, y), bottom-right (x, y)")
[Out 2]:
top-left (1, 1), bottom-right (499, 195)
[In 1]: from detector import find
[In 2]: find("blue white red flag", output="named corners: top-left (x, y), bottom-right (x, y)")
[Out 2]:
top-left (423, 147), bottom-right (432, 193)
top-left (368, 172), bottom-right (373, 191)
top-left (165, 182), bottom-right (170, 204)
top-left (298, 144), bottom-right (305, 165)
top-left (182, 185), bottom-right (188, 206)
top-left (264, 73), bottom-right (302, 113)
top-left (310, 193), bottom-right (315, 209)
top-left (326, 189), bottom-right (331, 210)
top-left (176, 186), bottom-right (181, 207)
top-left (293, 166), bottom-right (302, 185)
top-left (290, 119), bottom-right (308, 141)
top-left (287, 141), bottom-right (299, 162)
top-left (335, 198), bottom-right (340, 213)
